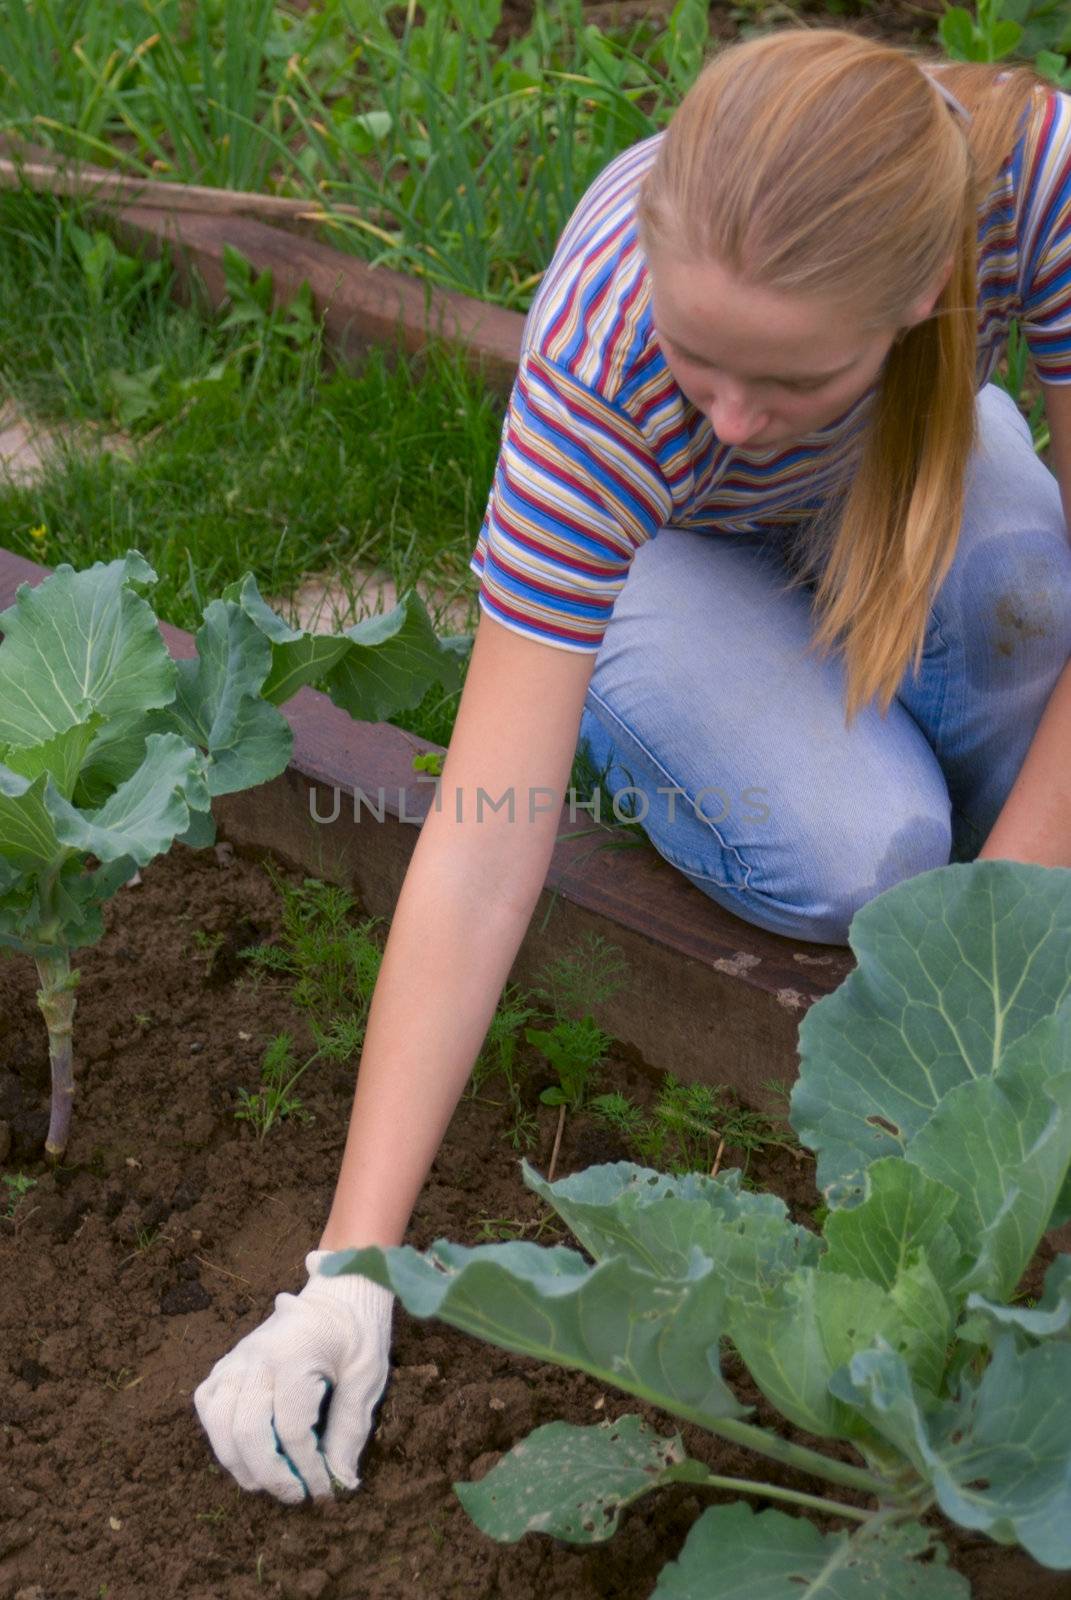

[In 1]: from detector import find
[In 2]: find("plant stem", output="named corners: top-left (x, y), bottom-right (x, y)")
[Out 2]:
top-left (547, 1102), bottom-right (566, 1183)
top-left (666, 1404), bottom-right (890, 1499)
top-left (683, 1469), bottom-right (873, 1523)
top-left (35, 952), bottom-right (79, 1159)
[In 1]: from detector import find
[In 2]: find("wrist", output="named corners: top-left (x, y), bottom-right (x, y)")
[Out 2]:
top-left (305, 1249), bottom-right (395, 1320)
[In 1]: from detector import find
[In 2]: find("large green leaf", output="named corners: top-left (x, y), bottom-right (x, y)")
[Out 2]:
top-left (904, 1030), bottom-right (1071, 1300)
top-left (789, 861), bottom-right (1071, 1202)
top-left (168, 600), bottom-right (292, 796)
top-left (50, 855), bottom-right (140, 952)
top-left (966, 1254), bottom-right (1071, 1342)
top-left (2, 717), bottom-right (101, 801)
top-left (650, 1502), bottom-right (969, 1599)
top-left (725, 1266), bottom-right (929, 1441)
top-left (820, 1159), bottom-right (963, 1294)
top-left (224, 572), bottom-right (463, 718)
top-left (0, 553), bottom-right (175, 749)
top-left (221, 573), bottom-right (351, 704)
top-left (0, 765), bottom-right (64, 871)
top-left (522, 1160), bottom-right (821, 1297)
top-left (830, 1335), bottom-right (1071, 1568)
top-left (819, 1159), bottom-right (960, 1390)
top-left (74, 708), bottom-right (170, 808)
top-left (48, 732), bottom-right (209, 865)
top-left (455, 1415), bottom-right (709, 1543)
top-left (326, 1239), bottom-right (749, 1427)
top-left (323, 594), bottom-right (463, 721)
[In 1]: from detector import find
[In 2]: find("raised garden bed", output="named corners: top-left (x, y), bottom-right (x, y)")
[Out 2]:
top-left (1, 843), bottom-right (1065, 1600)
top-left (0, 542), bottom-right (855, 1107)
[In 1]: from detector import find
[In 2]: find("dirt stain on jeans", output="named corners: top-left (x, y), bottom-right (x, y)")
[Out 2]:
top-left (994, 589), bottom-right (1055, 655)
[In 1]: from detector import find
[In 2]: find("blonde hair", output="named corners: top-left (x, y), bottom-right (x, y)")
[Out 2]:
top-left (637, 27), bottom-right (1051, 725)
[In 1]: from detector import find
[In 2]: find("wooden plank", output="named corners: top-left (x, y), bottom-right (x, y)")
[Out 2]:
top-left (0, 135), bottom-right (366, 232)
top-left (112, 206), bottom-right (523, 398)
top-left (0, 137), bottom-right (525, 395)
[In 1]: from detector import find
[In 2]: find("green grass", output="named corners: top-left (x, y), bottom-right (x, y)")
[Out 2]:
top-left (0, 0), bottom-right (716, 308)
top-left (0, 184), bottom-right (507, 742)
top-left (3, 1), bottom-right (1069, 309)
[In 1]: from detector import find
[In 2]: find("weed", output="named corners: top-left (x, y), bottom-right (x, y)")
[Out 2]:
top-left (101, 1367), bottom-right (142, 1393)
top-left (526, 1015), bottom-right (613, 1182)
top-left (474, 1208), bottom-right (567, 1245)
top-left (2, 1171), bottom-right (37, 1220)
top-left (191, 928), bottom-right (226, 967)
top-left (426, 1509), bottom-right (449, 1552)
top-left (241, 873), bottom-right (383, 1061)
top-left (591, 1075), bottom-right (808, 1179)
top-left (531, 932), bottom-right (629, 1024)
top-left (233, 1033), bottom-right (316, 1141)
top-left (468, 983), bottom-right (543, 1150)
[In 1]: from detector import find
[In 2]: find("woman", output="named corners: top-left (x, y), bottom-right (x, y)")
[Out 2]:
top-left (194, 27), bottom-right (1071, 1502)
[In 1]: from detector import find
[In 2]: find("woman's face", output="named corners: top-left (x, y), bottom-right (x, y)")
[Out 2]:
top-left (648, 246), bottom-right (918, 450)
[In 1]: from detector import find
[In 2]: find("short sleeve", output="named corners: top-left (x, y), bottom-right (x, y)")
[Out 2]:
top-left (1018, 89), bottom-right (1071, 386)
top-left (468, 350), bottom-right (672, 652)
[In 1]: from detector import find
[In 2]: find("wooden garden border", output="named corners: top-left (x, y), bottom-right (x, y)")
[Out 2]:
top-left (0, 136), bottom-right (524, 399)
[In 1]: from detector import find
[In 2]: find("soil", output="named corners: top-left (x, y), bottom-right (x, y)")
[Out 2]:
top-left (0, 845), bottom-right (1065, 1600)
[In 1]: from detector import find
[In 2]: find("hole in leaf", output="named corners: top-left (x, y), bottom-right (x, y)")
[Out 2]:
top-left (865, 1115), bottom-right (901, 1137)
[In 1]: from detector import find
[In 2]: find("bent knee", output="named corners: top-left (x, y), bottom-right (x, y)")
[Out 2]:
top-left (744, 803), bottom-right (953, 945)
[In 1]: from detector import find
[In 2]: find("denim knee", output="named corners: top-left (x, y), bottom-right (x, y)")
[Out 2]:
top-left (777, 801), bottom-right (953, 944)
top-left (577, 701), bottom-right (953, 946)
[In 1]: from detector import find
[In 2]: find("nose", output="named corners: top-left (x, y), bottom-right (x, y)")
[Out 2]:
top-left (708, 394), bottom-right (768, 445)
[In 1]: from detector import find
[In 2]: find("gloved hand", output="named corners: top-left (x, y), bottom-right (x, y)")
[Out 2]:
top-left (193, 1249), bottom-right (393, 1504)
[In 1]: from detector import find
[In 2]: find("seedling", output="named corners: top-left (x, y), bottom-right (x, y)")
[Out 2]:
top-left (191, 928), bottom-right (226, 964)
top-left (2, 1171), bottom-right (37, 1221)
top-left (241, 876), bottom-right (383, 1062)
top-left (615, 1075), bottom-right (805, 1179)
top-left (530, 931), bottom-right (628, 1023)
top-left (525, 1016), bottom-right (612, 1182)
top-left (469, 983), bottom-right (542, 1150)
top-left (0, 553), bottom-right (460, 1157)
top-left (233, 1033), bottom-right (317, 1141)
top-left (336, 860), bottom-right (1071, 1592)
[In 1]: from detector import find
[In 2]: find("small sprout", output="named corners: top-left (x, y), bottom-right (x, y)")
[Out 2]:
top-left (2, 1171), bottom-right (37, 1221)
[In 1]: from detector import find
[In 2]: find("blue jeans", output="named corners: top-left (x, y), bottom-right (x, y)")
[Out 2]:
top-left (576, 382), bottom-right (1071, 945)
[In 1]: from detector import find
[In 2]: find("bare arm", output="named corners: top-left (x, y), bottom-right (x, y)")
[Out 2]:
top-left (976, 381), bottom-right (1071, 866)
top-left (978, 650), bottom-right (1071, 868)
top-left (318, 610), bottom-right (597, 1251)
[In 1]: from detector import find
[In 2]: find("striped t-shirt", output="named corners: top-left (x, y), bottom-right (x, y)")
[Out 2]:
top-left (468, 81), bottom-right (1071, 652)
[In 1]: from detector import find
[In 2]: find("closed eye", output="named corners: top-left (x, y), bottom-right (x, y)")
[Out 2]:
top-left (667, 343), bottom-right (829, 393)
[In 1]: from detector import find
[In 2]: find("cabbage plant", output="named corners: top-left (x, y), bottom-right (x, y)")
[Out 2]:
top-left (0, 552), bottom-right (466, 1158)
top-left (332, 859), bottom-right (1071, 1595)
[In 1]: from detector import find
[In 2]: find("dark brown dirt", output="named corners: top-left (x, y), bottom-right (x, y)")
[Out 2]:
top-left (0, 845), bottom-right (1065, 1600)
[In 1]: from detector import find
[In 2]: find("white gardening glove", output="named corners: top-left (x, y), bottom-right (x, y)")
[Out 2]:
top-left (193, 1249), bottom-right (393, 1504)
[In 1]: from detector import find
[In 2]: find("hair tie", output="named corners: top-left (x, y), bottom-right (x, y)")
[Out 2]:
top-left (929, 74), bottom-right (973, 125)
